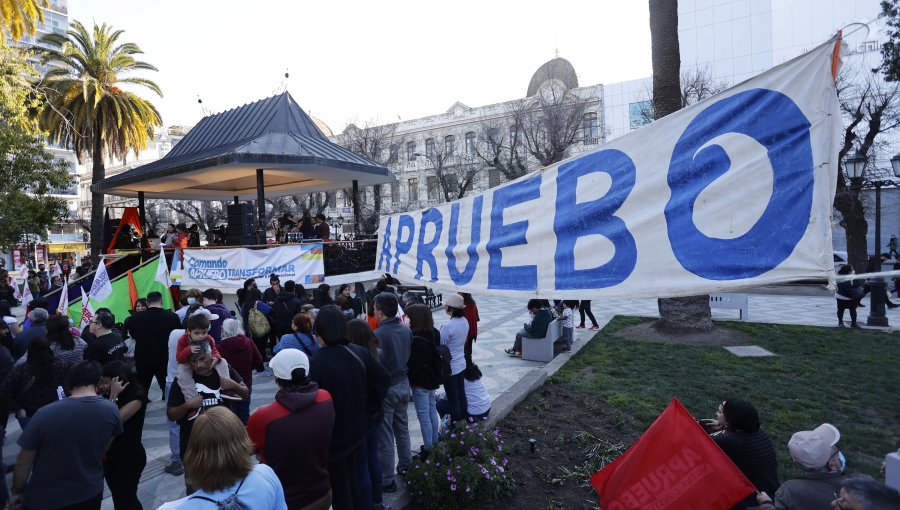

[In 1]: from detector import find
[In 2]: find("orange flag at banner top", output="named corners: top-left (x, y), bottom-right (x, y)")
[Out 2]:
top-left (127, 270), bottom-right (139, 309)
top-left (590, 398), bottom-right (755, 510)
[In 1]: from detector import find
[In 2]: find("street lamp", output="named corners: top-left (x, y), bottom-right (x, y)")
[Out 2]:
top-left (891, 153), bottom-right (900, 178)
top-left (845, 151), bottom-right (867, 179)
top-left (844, 150), bottom-right (889, 326)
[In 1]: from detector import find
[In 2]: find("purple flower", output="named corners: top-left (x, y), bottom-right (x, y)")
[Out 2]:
top-left (466, 485), bottom-right (472, 493)
top-left (451, 483), bottom-right (457, 491)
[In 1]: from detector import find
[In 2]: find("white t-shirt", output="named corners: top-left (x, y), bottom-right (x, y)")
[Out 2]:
top-left (166, 329), bottom-right (185, 383)
top-left (440, 317), bottom-right (469, 375)
top-left (465, 378), bottom-right (491, 416)
top-left (560, 308), bottom-right (573, 328)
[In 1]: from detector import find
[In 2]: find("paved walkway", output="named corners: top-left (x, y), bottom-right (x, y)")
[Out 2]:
top-left (3, 290), bottom-right (891, 508)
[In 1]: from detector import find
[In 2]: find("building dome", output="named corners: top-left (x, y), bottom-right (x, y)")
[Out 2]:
top-left (526, 57), bottom-right (579, 97)
top-left (311, 116), bottom-right (333, 137)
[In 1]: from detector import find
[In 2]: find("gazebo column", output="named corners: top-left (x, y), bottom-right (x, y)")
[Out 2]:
top-left (137, 191), bottom-right (146, 233)
top-left (352, 180), bottom-right (360, 235)
top-left (256, 169), bottom-right (266, 242)
top-left (233, 196), bottom-right (239, 205)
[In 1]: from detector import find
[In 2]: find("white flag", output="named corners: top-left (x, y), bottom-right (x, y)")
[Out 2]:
top-left (57, 279), bottom-right (69, 316)
top-left (88, 259), bottom-right (113, 303)
top-left (50, 263), bottom-right (61, 279)
top-left (20, 282), bottom-right (33, 309)
top-left (155, 246), bottom-right (171, 288)
top-left (80, 286), bottom-right (95, 329)
top-left (8, 276), bottom-right (21, 302)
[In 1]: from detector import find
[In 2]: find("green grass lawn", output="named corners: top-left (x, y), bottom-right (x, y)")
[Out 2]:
top-left (552, 316), bottom-right (900, 480)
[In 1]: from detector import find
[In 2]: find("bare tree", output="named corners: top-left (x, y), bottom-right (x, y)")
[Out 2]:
top-left (636, 65), bottom-right (730, 123)
top-left (339, 120), bottom-right (405, 216)
top-left (833, 69), bottom-right (900, 270)
top-left (518, 85), bottom-right (587, 167)
top-left (418, 138), bottom-right (480, 203)
top-left (165, 200), bottom-right (228, 240)
top-left (474, 116), bottom-right (529, 181)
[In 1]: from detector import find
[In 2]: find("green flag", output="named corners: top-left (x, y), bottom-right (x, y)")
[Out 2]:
top-left (69, 256), bottom-right (174, 325)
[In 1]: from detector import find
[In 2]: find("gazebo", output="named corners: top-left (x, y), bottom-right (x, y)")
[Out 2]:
top-left (93, 91), bottom-right (392, 238)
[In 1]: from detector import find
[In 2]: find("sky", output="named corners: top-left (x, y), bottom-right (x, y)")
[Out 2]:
top-left (68, 0), bottom-right (652, 134)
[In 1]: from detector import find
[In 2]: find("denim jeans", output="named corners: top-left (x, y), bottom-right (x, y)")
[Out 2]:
top-left (442, 372), bottom-right (468, 423)
top-left (378, 380), bottom-right (412, 486)
top-left (165, 380), bottom-right (180, 462)
top-left (412, 386), bottom-right (439, 447)
top-left (355, 423), bottom-right (383, 509)
top-left (233, 384), bottom-right (252, 424)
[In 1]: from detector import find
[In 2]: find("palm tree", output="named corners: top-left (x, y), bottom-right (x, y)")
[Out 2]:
top-left (1, 0), bottom-right (46, 43)
top-left (649, 0), bottom-right (713, 332)
top-left (38, 21), bottom-right (162, 262)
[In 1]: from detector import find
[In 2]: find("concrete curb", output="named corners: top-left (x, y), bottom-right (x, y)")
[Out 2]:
top-left (390, 316), bottom-right (613, 509)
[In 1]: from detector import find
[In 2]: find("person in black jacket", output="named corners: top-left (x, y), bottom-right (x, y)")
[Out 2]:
top-left (309, 306), bottom-right (389, 510)
top-left (270, 281), bottom-right (303, 343)
top-left (406, 304), bottom-right (441, 453)
top-left (262, 274), bottom-right (281, 306)
top-left (124, 291), bottom-right (182, 397)
top-left (835, 264), bottom-right (866, 328)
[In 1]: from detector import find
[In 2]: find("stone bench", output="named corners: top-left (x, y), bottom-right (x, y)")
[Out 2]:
top-left (521, 320), bottom-right (563, 362)
top-left (709, 293), bottom-right (749, 320)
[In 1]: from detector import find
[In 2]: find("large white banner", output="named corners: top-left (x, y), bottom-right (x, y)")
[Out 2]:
top-left (171, 244), bottom-right (325, 292)
top-left (375, 39), bottom-right (842, 299)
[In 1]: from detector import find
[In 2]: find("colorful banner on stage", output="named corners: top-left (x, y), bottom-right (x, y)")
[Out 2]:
top-left (170, 244), bottom-right (324, 292)
top-left (375, 38), bottom-right (842, 299)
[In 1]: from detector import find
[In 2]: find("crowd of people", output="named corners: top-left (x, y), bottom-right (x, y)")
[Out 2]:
top-left (0, 271), bottom-right (498, 509)
top-left (2, 266), bottom-right (898, 510)
top-left (696, 399), bottom-right (900, 510)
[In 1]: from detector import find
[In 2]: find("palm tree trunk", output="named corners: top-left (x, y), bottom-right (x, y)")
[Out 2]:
top-left (650, 0), bottom-right (713, 332)
top-left (90, 119), bottom-right (105, 265)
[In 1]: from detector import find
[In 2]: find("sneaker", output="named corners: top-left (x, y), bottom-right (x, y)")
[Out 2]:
top-left (838, 322), bottom-right (845, 328)
top-left (562, 347), bottom-right (572, 353)
top-left (588, 325), bottom-right (600, 331)
top-left (382, 480), bottom-right (398, 493)
top-left (164, 461), bottom-right (185, 476)
top-left (575, 325), bottom-right (586, 329)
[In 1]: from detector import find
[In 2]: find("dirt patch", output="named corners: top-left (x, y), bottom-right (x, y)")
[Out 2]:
top-left (465, 383), bottom-right (641, 510)
top-left (616, 321), bottom-right (753, 347)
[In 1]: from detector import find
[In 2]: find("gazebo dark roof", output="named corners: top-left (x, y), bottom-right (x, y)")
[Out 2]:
top-left (94, 92), bottom-right (392, 200)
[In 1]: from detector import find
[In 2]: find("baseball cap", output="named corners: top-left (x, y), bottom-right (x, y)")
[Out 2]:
top-left (444, 293), bottom-right (465, 309)
top-left (788, 423), bottom-right (840, 469)
top-left (3, 316), bottom-right (17, 325)
top-left (269, 349), bottom-right (310, 380)
top-left (189, 308), bottom-right (219, 321)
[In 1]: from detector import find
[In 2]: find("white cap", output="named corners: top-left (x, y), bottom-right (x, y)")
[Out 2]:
top-left (2, 316), bottom-right (17, 325)
top-left (788, 423), bottom-right (840, 470)
top-left (444, 293), bottom-right (464, 309)
top-left (189, 308), bottom-right (219, 321)
top-left (269, 349), bottom-right (310, 380)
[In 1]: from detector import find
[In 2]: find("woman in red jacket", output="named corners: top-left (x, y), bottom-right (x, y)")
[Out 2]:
top-left (461, 293), bottom-right (479, 365)
top-left (218, 319), bottom-right (264, 424)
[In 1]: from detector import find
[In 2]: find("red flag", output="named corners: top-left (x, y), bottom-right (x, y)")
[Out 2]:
top-left (127, 270), bottom-right (139, 309)
top-left (590, 398), bottom-right (755, 510)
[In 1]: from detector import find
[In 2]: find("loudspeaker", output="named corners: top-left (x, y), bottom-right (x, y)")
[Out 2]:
top-left (226, 203), bottom-right (256, 246)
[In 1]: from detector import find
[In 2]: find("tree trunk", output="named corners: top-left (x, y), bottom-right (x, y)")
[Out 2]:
top-left (843, 205), bottom-right (869, 271)
top-left (89, 119), bottom-right (105, 265)
top-left (650, 0), bottom-right (713, 332)
top-left (373, 184), bottom-right (382, 215)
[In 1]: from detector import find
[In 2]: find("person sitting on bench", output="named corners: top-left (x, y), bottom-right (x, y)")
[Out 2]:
top-left (505, 299), bottom-right (552, 358)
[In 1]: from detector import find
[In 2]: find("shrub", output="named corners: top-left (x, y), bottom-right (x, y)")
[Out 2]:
top-left (405, 420), bottom-right (516, 509)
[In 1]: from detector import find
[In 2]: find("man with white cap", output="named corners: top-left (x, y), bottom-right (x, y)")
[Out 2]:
top-left (247, 349), bottom-right (335, 510)
top-left (757, 423), bottom-right (847, 509)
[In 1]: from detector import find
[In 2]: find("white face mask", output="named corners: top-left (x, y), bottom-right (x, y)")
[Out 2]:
top-left (187, 297), bottom-right (197, 305)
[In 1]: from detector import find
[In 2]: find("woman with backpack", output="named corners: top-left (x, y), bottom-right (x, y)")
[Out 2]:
top-left (406, 304), bottom-right (442, 452)
top-left (242, 288), bottom-right (273, 360)
top-left (274, 313), bottom-right (318, 357)
top-left (181, 407), bottom-right (288, 509)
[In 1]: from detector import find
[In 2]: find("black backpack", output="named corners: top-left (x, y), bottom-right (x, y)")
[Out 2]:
top-left (414, 335), bottom-right (452, 390)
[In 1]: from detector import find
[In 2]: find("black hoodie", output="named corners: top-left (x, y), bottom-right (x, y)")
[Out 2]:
top-left (270, 292), bottom-right (302, 336)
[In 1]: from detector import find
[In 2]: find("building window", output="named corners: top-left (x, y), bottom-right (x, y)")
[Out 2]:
top-left (488, 168), bottom-right (505, 187)
top-left (582, 113), bottom-right (598, 144)
top-left (427, 176), bottom-right (439, 200)
top-left (425, 138), bottom-right (435, 158)
top-left (509, 125), bottom-right (519, 145)
top-left (407, 141), bottom-right (416, 161)
top-left (465, 132), bottom-right (476, 156)
top-left (388, 144), bottom-right (399, 164)
top-left (487, 127), bottom-right (500, 148)
top-left (408, 178), bottom-right (418, 203)
top-left (326, 192), bottom-right (336, 208)
top-left (629, 101), bottom-right (652, 129)
top-left (444, 135), bottom-right (456, 157)
top-left (391, 181), bottom-right (400, 202)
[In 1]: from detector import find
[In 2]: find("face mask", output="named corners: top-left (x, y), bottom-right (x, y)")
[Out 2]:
top-left (187, 297), bottom-right (197, 305)
top-left (837, 451), bottom-right (846, 472)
